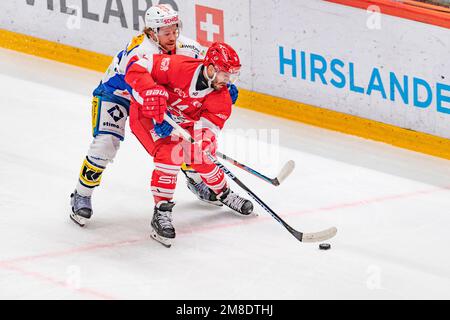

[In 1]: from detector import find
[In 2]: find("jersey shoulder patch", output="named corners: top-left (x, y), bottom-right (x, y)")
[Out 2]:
top-left (176, 36), bottom-right (207, 59)
top-left (127, 34), bottom-right (146, 53)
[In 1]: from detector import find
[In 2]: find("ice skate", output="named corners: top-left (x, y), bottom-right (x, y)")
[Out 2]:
top-left (219, 188), bottom-right (254, 216)
top-left (151, 201), bottom-right (176, 248)
top-left (186, 177), bottom-right (223, 207)
top-left (70, 190), bottom-right (93, 227)
top-left (182, 165), bottom-right (223, 207)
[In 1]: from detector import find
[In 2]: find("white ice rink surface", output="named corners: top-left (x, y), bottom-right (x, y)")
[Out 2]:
top-left (0, 48), bottom-right (450, 300)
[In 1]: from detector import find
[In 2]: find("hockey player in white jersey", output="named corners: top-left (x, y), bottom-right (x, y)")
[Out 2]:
top-left (70, 4), bottom-right (239, 226)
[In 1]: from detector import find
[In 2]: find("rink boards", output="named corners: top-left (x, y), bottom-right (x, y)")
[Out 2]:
top-left (1, 0), bottom-right (449, 159)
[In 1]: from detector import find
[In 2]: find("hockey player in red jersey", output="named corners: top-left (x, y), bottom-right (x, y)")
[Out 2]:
top-left (125, 42), bottom-right (253, 247)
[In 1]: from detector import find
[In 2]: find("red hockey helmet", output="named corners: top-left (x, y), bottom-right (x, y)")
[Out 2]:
top-left (203, 42), bottom-right (241, 77)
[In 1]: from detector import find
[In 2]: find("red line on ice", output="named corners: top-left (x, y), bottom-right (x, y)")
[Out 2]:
top-left (0, 184), bottom-right (448, 298)
top-left (1, 263), bottom-right (118, 300)
top-left (1, 184), bottom-right (448, 266)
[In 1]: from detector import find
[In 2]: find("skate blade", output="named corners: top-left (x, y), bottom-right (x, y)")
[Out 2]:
top-left (70, 212), bottom-right (87, 227)
top-left (201, 199), bottom-right (223, 207)
top-left (227, 207), bottom-right (257, 217)
top-left (151, 229), bottom-right (173, 248)
top-left (237, 211), bottom-right (258, 217)
top-left (195, 193), bottom-right (223, 207)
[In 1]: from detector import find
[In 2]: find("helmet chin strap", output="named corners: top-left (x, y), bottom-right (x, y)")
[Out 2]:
top-left (204, 66), bottom-right (217, 88)
top-left (149, 28), bottom-right (179, 54)
top-left (149, 29), bottom-right (170, 53)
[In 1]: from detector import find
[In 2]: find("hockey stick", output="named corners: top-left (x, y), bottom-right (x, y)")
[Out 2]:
top-left (163, 114), bottom-right (337, 243)
top-left (136, 94), bottom-right (295, 186)
top-left (216, 151), bottom-right (295, 186)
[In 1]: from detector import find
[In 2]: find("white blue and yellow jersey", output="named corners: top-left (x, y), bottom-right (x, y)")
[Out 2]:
top-left (93, 34), bottom-right (207, 109)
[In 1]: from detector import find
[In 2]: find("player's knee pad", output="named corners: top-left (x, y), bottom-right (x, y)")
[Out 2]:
top-left (79, 156), bottom-right (105, 189)
top-left (87, 134), bottom-right (121, 166)
top-left (79, 134), bottom-right (120, 189)
top-left (92, 95), bottom-right (129, 141)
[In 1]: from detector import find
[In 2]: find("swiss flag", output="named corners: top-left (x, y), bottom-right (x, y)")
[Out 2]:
top-left (195, 5), bottom-right (224, 47)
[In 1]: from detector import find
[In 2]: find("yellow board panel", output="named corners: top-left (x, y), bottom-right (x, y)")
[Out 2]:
top-left (238, 89), bottom-right (450, 160)
top-left (0, 29), bottom-right (111, 72)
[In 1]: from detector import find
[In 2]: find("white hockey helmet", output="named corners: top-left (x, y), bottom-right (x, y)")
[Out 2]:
top-left (145, 4), bottom-right (181, 32)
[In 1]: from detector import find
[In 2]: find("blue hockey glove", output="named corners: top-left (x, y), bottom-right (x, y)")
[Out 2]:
top-left (153, 112), bottom-right (174, 138)
top-left (227, 83), bottom-right (239, 105)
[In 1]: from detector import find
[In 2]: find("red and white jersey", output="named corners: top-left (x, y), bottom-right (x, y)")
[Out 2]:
top-left (126, 54), bottom-right (232, 135)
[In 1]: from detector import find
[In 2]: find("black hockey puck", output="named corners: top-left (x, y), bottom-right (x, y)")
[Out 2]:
top-left (319, 243), bottom-right (331, 250)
